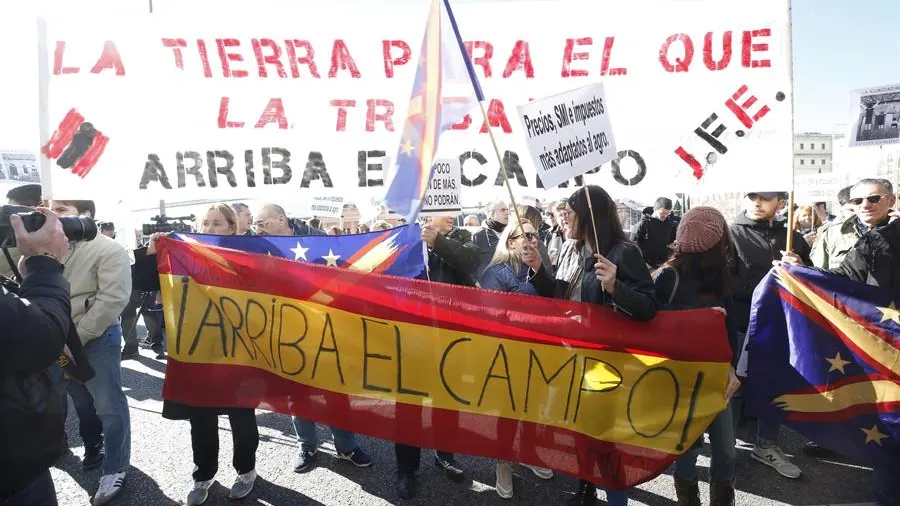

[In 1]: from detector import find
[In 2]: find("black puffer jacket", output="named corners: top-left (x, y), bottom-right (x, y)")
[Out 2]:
top-left (0, 256), bottom-right (72, 499)
top-left (729, 212), bottom-right (811, 331)
top-left (427, 227), bottom-right (480, 287)
top-left (633, 216), bottom-right (676, 267)
top-left (833, 219), bottom-right (900, 290)
top-left (529, 240), bottom-right (658, 321)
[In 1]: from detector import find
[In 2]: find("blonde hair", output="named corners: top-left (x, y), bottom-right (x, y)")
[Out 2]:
top-left (487, 213), bottom-right (531, 274)
top-left (370, 220), bottom-right (391, 231)
top-left (792, 205), bottom-right (822, 231)
top-left (204, 203), bottom-right (238, 235)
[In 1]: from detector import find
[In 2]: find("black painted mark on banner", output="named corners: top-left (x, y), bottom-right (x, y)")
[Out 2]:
top-left (610, 150), bottom-right (647, 186)
top-left (174, 277), bottom-right (190, 354)
top-left (627, 367), bottom-right (679, 438)
top-left (395, 326), bottom-right (428, 397)
top-left (478, 344), bottom-right (516, 412)
top-left (311, 313), bottom-right (345, 384)
top-left (573, 357), bottom-right (623, 424)
top-left (524, 350), bottom-right (577, 420)
top-left (361, 317), bottom-right (392, 393)
top-left (676, 372), bottom-right (705, 451)
top-left (219, 296), bottom-right (252, 360)
top-left (276, 302), bottom-right (307, 375)
top-left (188, 298), bottom-right (227, 358)
top-left (439, 338), bottom-right (472, 406)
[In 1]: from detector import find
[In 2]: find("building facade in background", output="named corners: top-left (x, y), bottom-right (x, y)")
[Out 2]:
top-left (793, 133), bottom-right (837, 175)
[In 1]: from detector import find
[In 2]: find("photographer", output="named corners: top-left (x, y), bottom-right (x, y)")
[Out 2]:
top-left (49, 200), bottom-right (132, 506)
top-left (1, 209), bottom-right (73, 505)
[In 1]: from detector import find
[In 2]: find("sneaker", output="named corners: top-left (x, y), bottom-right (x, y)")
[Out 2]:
top-left (230, 470), bottom-right (257, 500)
top-left (495, 461), bottom-right (514, 499)
top-left (121, 348), bottom-right (140, 361)
top-left (92, 472), bottom-right (126, 506)
top-left (522, 464), bottom-right (553, 480)
top-left (186, 479), bottom-right (214, 506)
top-left (434, 455), bottom-right (465, 483)
top-left (751, 444), bottom-right (801, 479)
top-left (292, 449), bottom-right (318, 473)
top-left (82, 444), bottom-right (105, 471)
top-left (336, 448), bottom-right (373, 468)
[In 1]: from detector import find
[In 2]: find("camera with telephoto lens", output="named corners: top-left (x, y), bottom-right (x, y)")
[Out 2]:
top-left (142, 214), bottom-right (195, 235)
top-left (0, 204), bottom-right (98, 249)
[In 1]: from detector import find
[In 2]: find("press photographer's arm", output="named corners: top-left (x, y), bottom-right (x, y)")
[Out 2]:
top-left (0, 209), bottom-right (72, 372)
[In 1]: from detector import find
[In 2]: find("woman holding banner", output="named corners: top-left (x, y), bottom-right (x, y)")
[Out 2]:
top-left (479, 213), bottom-right (556, 499)
top-left (528, 186), bottom-right (658, 506)
top-left (146, 204), bottom-right (260, 506)
top-left (653, 207), bottom-right (743, 506)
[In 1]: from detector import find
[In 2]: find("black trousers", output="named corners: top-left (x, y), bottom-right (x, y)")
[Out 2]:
top-left (190, 409), bottom-right (259, 482)
top-left (120, 290), bottom-right (163, 351)
top-left (394, 444), bottom-right (454, 474)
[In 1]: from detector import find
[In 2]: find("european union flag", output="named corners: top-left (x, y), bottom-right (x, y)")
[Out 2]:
top-left (747, 265), bottom-right (900, 472)
top-left (171, 224), bottom-right (426, 279)
top-left (384, 0), bottom-right (479, 221)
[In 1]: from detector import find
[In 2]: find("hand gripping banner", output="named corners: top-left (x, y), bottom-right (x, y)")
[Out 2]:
top-left (156, 236), bottom-right (732, 489)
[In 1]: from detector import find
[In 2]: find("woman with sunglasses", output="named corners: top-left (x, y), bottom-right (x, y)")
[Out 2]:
top-left (527, 186), bottom-right (658, 506)
top-left (479, 213), bottom-right (555, 498)
top-left (145, 204), bottom-right (259, 505)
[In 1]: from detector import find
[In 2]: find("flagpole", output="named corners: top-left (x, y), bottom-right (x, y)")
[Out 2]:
top-left (785, 0), bottom-right (796, 254)
top-left (443, 0), bottom-right (524, 231)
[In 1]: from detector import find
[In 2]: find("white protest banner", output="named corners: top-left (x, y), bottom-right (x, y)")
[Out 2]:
top-left (309, 195), bottom-right (345, 219)
top-left (793, 173), bottom-right (840, 204)
top-left (419, 158), bottom-right (462, 217)
top-left (25, 0), bottom-right (792, 203)
top-left (847, 84), bottom-right (900, 148)
top-left (517, 83), bottom-right (616, 189)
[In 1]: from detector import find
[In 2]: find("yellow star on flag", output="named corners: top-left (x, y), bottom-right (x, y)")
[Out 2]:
top-left (876, 302), bottom-right (899, 324)
top-left (400, 139), bottom-right (415, 156)
top-left (322, 249), bottom-right (341, 267)
top-left (825, 352), bottom-right (851, 374)
top-left (861, 424), bottom-right (889, 446)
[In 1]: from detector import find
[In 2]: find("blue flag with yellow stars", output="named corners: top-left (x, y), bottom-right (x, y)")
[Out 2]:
top-left (171, 224), bottom-right (425, 279)
top-left (746, 265), bottom-right (899, 472)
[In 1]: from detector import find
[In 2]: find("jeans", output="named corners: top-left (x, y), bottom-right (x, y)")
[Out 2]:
top-left (66, 380), bottom-right (104, 449)
top-left (395, 444), bottom-right (455, 474)
top-left (1, 470), bottom-right (58, 506)
top-left (756, 418), bottom-right (781, 447)
top-left (873, 465), bottom-right (900, 506)
top-left (190, 409), bottom-right (259, 482)
top-left (291, 416), bottom-right (358, 454)
top-left (674, 404), bottom-right (736, 480)
top-left (81, 325), bottom-right (131, 475)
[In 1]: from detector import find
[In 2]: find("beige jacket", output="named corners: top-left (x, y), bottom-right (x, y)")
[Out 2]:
top-left (61, 234), bottom-right (132, 344)
top-left (810, 216), bottom-right (862, 269)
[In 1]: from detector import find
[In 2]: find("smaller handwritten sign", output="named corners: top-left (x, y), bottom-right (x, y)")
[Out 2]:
top-left (309, 195), bottom-right (344, 218)
top-left (419, 158), bottom-right (462, 217)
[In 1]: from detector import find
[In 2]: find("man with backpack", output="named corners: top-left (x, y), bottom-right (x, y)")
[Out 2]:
top-left (0, 209), bottom-right (74, 505)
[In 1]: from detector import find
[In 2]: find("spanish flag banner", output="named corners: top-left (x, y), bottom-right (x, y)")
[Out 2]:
top-left (156, 236), bottom-right (732, 489)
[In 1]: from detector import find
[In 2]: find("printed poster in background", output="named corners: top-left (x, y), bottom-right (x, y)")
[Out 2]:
top-left (308, 195), bottom-right (345, 219)
top-left (0, 151), bottom-right (41, 186)
top-left (847, 84), bottom-right (900, 148)
top-left (37, 0), bottom-right (793, 202)
top-left (793, 173), bottom-right (841, 204)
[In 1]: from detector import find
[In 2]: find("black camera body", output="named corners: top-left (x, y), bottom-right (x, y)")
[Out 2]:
top-left (142, 214), bottom-right (195, 236)
top-left (0, 205), bottom-right (97, 248)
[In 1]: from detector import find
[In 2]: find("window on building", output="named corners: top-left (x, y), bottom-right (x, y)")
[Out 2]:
top-left (822, 159), bottom-right (826, 165)
top-left (811, 159), bottom-right (816, 165)
top-left (800, 159), bottom-right (805, 165)
top-left (800, 143), bottom-right (804, 149)
top-left (821, 143), bottom-right (825, 149)
top-left (810, 144), bottom-right (815, 150)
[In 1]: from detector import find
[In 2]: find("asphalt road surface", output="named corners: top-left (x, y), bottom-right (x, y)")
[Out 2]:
top-left (51, 347), bottom-right (876, 506)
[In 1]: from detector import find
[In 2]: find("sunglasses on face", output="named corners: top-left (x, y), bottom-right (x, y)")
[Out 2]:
top-left (848, 194), bottom-right (888, 206)
top-left (510, 231), bottom-right (538, 241)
